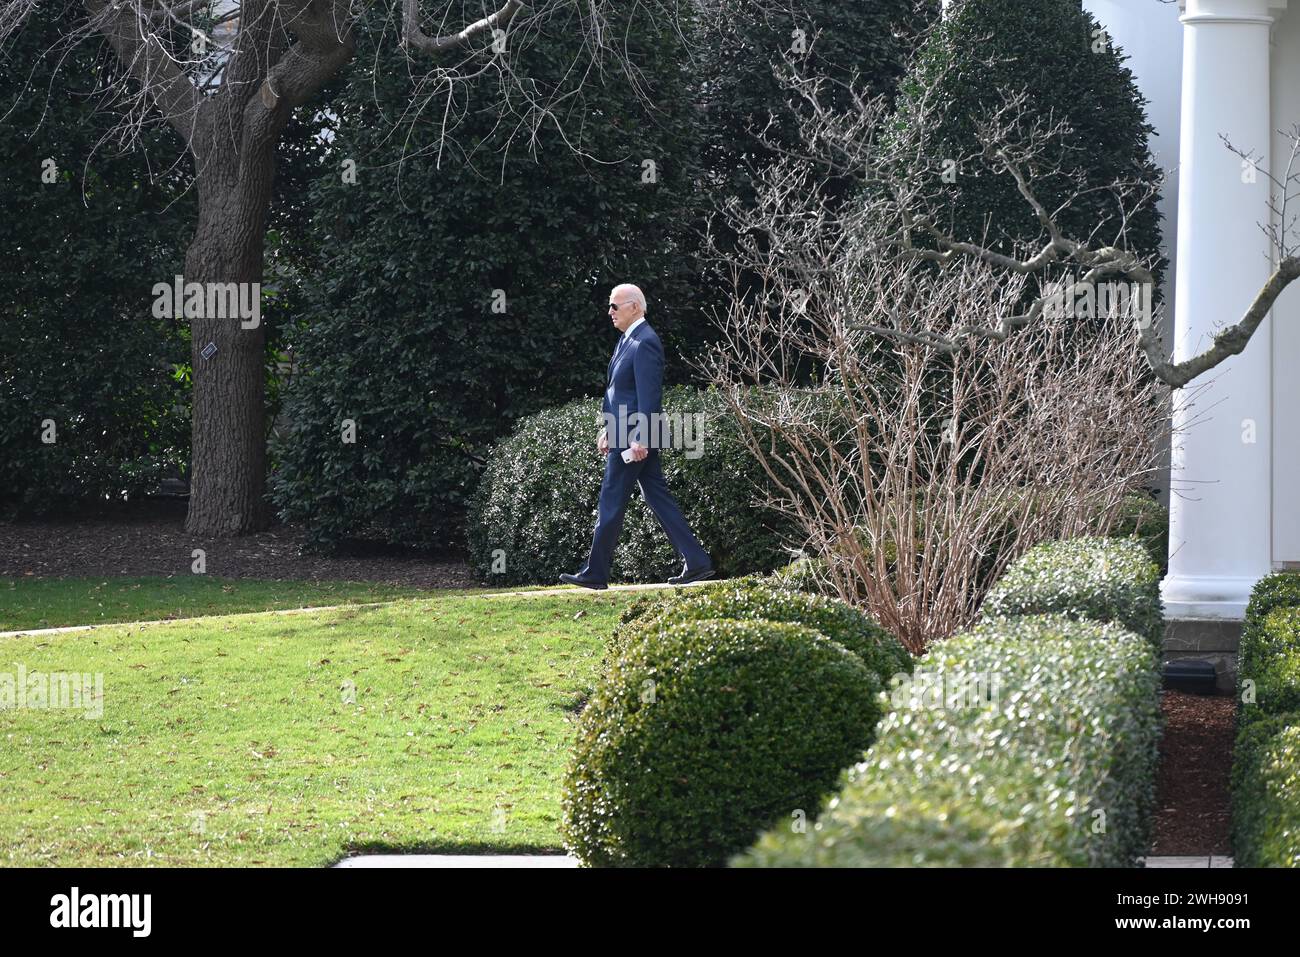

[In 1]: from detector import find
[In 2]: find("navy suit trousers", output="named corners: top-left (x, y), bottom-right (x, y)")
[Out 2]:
top-left (579, 448), bottom-right (710, 583)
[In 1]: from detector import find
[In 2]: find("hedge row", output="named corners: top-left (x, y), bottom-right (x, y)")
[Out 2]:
top-left (737, 533), bottom-right (1166, 867)
top-left (979, 536), bottom-right (1164, 650)
top-left (737, 615), bottom-right (1162, 867)
top-left (1232, 572), bottom-right (1300, 866)
top-left (1231, 712), bottom-right (1300, 868)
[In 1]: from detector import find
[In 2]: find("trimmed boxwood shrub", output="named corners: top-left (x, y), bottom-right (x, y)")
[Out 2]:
top-left (1106, 492), bottom-right (1170, 572)
top-left (467, 386), bottom-right (797, 585)
top-left (736, 615), bottom-right (1162, 867)
top-left (614, 581), bottom-right (912, 688)
top-left (1238, 607), bottom-right (1300, 729)
top-left (562, 618), bottom-right (884, 867)
top-left (1236, 573), bottom-right (1300, 726)
top-left (980, 536), bottom-right (1164, 649)
top-left (1231, 712), bottom-right (1300, 867)
top-left (767, 555), bottom-right (835, 596)
top-left (1243, 572), bottom-right (1300, 634)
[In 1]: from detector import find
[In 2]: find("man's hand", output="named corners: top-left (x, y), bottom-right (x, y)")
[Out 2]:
top-left (628, 442), bottom-right (648, 462)
top-left (597, 429), bottom-right (609, 455)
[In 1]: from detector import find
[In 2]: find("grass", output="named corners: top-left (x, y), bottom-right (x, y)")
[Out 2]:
top-left (0, 576), bottom-right (469, 631)
top-left (0, 589), bottom-right (635, 866)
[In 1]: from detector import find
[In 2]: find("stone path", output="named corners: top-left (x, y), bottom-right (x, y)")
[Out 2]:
top-left (1142, 856), bottom-right (1234, 868)
top-left (334, 854), bottom-right (578, 868)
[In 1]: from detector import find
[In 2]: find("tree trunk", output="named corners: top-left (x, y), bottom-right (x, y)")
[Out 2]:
top-left (183, 166), bottom-right (274, 536)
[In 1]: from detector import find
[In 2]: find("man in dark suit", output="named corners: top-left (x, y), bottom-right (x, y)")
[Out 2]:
top-left (559, 284), bottom-right (714, 590)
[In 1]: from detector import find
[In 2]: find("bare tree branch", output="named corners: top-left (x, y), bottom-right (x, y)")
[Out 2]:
top-left (401, 0), bottom-right (524, 54)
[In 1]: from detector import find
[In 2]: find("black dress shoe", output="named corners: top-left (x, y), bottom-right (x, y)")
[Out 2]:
top-left (667, 566), bottom-right (715, 586)
top-left (559, 573), bottom-right (609, 590)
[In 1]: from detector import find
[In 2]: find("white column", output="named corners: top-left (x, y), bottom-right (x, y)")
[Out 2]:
top-left (1163, 0), bottom-right (1276, 619)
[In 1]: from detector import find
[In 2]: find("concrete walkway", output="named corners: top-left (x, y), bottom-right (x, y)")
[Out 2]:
top-left (334, 854), bottom-right (578, 868)
top-left (1142, 856), bottom-right (1234, 868)
top-left (0, 579), bottom-right (714, 640)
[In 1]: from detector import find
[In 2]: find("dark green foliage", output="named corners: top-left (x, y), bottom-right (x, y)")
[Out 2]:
top-left (980, 536), bottom-right (1164, 649)
top-left (1230, 574), bottom-right (1300, 865)
top-left (615, 580), bottom-right (912, 687)
top-left (467, 387), bottom-right (796, 584)
top-left (891, 0), bottom-right (1164, 285)
top-left (767, 555), bottom-right (834, 596)
top-left (1238, 606), bottom-right (1300, 730)
top-left (738, 614), bottom-right (1162, 867)
top-left (612, 576), bottom-right (769, 636)
top-left (0, 0), bottom-right (192, 511)
top-left (1236, 573), bottom-right (1300, 726)
top-left (696, 0), bottom-right (934, 205)
top-left (562, 617), bottom-right (884, 867)
top-left (1104, 491), bottom-right (1170, 572)
top-left (1243, 572), bottom-right (1300, 635)
top-left (271, 3), bottom-right (711, 550)
top-left (1231, 712), bottom-right (1300, 868)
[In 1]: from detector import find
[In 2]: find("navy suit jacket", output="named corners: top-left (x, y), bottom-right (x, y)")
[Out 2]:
top-left (603, 320), bottom-right (664, 450)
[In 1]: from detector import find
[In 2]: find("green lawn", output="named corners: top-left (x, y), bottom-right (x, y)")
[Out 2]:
top-left (0, 590), bottom-right (633, 866)
top-left (0, 576), bottom-right (472, 631)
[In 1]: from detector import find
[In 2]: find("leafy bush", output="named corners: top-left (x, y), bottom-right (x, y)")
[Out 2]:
top-left (0, 0), bottom-right (192, 512)
top-left (1238, 606), bottom-right (1300, 729)
top-left (562, 618), bottom-right (884, 867)
top-left (271, 2), bottom-right (710, 551)
top-left (980, 537), bottom-right (1164, 649)
top-left (890, 0), bottom-right (1164, 289)
top-left (1231, 712), bottom-right (1300, 868)
top-left (468, 387), bottom-right (795, 584)
top-left (1244, 572), bottom-right (1300, 634)
top-left (611, 576), bottom-right (767, 637)
top-left (1105, 492), bottom-right (1170, 571)
top-left (615, 580), bottom-right (912, 688)
top-left (767, 555), bottom-right (835, 596)
top-left (737, 615), bottom-right (1162, 867)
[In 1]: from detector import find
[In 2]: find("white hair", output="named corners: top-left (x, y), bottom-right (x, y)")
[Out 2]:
top-left (613, 283), bottom-right (646, 316)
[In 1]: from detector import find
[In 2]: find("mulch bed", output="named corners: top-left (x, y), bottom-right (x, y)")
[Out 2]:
top-left (1149, 689), bottom-right (1236, 856)
top-left (0, 498), bottom-right (478, 588)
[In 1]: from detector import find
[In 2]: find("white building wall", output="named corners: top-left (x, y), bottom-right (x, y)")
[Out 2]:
top-left (1271, 7), bottom-right (1300, 564)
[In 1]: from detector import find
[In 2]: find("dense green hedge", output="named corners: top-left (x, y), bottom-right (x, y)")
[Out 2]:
top-left (1108, 492), bottom-right (1170, 571)
top-left (0, 0), bottom-right (192, 512)
top-left (980, 536), bottom-right (1164, 649)
top-left (271, 2), bottom-right (711, 551)
top-left (767, 555), bottom-right (834, 596)
top-left (736, 615), bottom-right (1162, 867)
top-left (1243, 572), bottom-right (1300, 635)
top-left (890, 0), bottom-right (1164, 291)
top-left (1238, 607), bottom-right (1300, 729)
top-left (611, 575), bottom-right (768, 638)
top-left (1231, 712), bottom-right (1300, 868)
top-left (613, 580), bottom-right (912, 688)
top-left (1236, 572), bottom-right (1300, 727)
top-left (468, 387), bottom-right (795, 584)
top-left (1230, 573), bottom-right (1300, 866)
top-left (562, 618), bottom-right (884, 867)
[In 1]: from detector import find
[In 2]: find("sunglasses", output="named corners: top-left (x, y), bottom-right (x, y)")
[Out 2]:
top-left (608, 301), bottom-right (633, 312)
